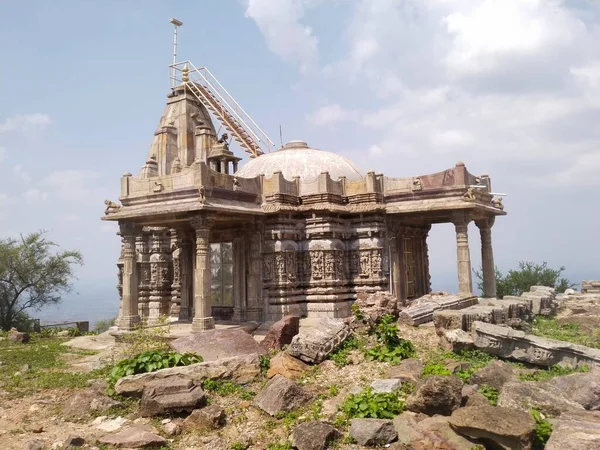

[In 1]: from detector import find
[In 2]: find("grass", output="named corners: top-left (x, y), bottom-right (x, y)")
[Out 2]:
top-left (519, 364), bottom-right (590, 382)
top-left (424, 349), bottom-right (495, 382)
top-left (531, 317), bottom-right (600, 349)
top-left (0, 335), bottom-right (109, 397)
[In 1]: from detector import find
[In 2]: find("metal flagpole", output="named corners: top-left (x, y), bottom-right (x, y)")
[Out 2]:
top-left (169, 18), bottom-right (183, 88)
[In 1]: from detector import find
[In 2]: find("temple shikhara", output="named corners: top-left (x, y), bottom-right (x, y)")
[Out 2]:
top-left (102, 62), bottom-right (506, 331)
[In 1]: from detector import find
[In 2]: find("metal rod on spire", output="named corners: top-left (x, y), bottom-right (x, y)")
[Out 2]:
top-left (169, 18), bottom-right (183, 88)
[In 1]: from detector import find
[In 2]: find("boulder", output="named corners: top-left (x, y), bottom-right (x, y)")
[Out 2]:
top-left (183, 405), bottom-right (226, 430)
top-left (291, 421), bottom-right (341, 450)
top-left (439, 328), bottom-right (475, 352)
top-left (549, 370), bottom-right (600, 410)
top-left (498, 381), bottom-right (583, 416)
top-left (407, 375), bottom-right (463, 416)
top-left (392, 412), bottom-right (426, 447)
top-left (170, 328), bottom-right (266, 362)
top-left (461, 385), bottom-right (491, 407)
top-left (114, 353), bottom-right (260, 397)
top-left (545, 409), bottom-right (600, 450)
top-left (370, 378), bottom-right (402, 394)
top-left (469, 360), bottom-right (518, 390)
top-left (387, 358), bottom-right (423, 383)
top-left (260, 315), bottom-right (300, 351)
top-left (253, 374), bottom-right (312, 416)
top-left (449, 405), bottom-right (535, 450)
top-left (354, 291), bottom-right (399, 322)
top-left (98, 425), bottom-right (166, 448)
top-left (287, 318), bottom-right (351, 364)
top-left (139, 377), bottom-right (206, 417)
top-left (8, 328), bottom-right (29, 344)
top-left (350, 418), bottom-right (397, 446)
top-left (416, 415), bottom-right (480, 450)
top-left (62, 389), bottom-right (122, 419)
top-left (266, 352), bottom-right (310, 380)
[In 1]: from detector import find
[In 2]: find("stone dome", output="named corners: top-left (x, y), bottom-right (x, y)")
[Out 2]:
top-left (235, 140), bottom-right (363, 181)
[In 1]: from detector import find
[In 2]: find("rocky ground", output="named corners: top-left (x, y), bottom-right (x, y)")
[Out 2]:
top-left (1, 289), bottom-right (600, 450)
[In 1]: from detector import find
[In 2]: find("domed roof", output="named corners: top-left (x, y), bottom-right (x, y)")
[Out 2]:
top-left (235, 140), bottom-right (363, 181)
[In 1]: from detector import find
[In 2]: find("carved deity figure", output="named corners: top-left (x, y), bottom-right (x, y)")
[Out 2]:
top-left (492, 197), bottom-right (504, 210)
top-left (104, 199), bottom-right (121, 215)
top-left (412, 177), bottom-right (423, 191)
top-left (462, 187), bottom-right (476, 202)
top-left (359, 251), bottom-right (370, 277)
top-left (218, 133), bottom-right (229, 149)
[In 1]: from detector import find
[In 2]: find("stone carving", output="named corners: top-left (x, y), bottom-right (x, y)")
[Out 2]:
top-left (462, 187), bottom-right (476, 202)
top-left (399, 293), bottom-right (478, 326)
top-left (104, 199), bottom-right (121, 215)
top-left (492, 197), bottom-right (504, 210)
top-left (411, 177), bottom-right (423, 191)
top-left (287, 318), bottom-right (352, 364)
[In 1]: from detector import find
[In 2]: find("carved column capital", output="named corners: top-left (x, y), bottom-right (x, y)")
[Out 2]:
top-left (475, 216), bottom-right (495, 230)
top-left (190, 214), bottom-right (215, 231)
top-left (451, 211), bottom-right (472, 228)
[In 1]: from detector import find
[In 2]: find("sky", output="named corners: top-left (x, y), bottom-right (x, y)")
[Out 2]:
top-left (1, 0), bottom-right (599, 323)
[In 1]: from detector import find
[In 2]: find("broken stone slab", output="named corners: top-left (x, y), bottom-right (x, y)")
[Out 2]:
top-left (504, 291), bottom-right (555, 316)
top-left (449, 405), bottom-right (536, 450)
top-left (545, 409), bottom-right (600, 450)
top-left (399, 293), bottom-right (478, 326)
top-left (287, 318), bottom-right (351, 364)
top-left (253, 374), bottom-right (312, 416)
top-left (469, 360), bottom-right (518, 390)
top-left (479, 298), bottom-right (533, 323)
top-left (433, 305), bottom-right (505, 332)
top-left (354, 291), bottom-right (399, 322)
top-left (350, 418), bottom-right (397, 446)
top-left (406, 375), bottom-right (463, 416)
top-left (98, 424), bottom-right (166, 448)
top-left (115, 353), bottom-right (260, 397)
top-left (471, 321), bottom-right (600, 368)
top-left (140, 377), bottom-right (206, 417)
top-left (498, 381), bottom-right (584, 416)
top-left (259, 315), bottom-right (300, 351)
top-left (387, 358), bottom-right (424, 383)
top-left (415, 415), bottom-right (481, 450)
top-left (548, 370), bottom-right (600, 411)
top-left (266, 352), bottom-right (310, 380)
top-left (291, 421), bottom-right (341, 450)
top-left (370, 378), bottom-right (402, 394)
top-left (183, 405), bottom-right (226, 430)
top-left (62, 389), bottom-right (123, 419)
top-left (439, 328), bottom-right (475, 353)
top-left (170, 328), bottom-right (267, 362)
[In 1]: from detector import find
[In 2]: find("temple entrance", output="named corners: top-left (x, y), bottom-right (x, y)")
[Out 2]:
top-left (210, 242), bottom-right (234, 320)
top-left (403, 237), bottom-right (417, 299)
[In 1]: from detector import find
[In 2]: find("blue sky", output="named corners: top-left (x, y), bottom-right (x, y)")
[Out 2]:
top-left (1, 0), bottom-right (599, 323)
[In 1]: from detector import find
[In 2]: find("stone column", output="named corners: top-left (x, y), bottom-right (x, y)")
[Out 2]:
top-left (232, 234), bottom-right (247, 322)
top-left (246, 229), bottom-right (263, 322)
top-left (191, 216), bottom-right (215, 332)
top-left (169, 229), bottom-right (182, 320)
top-left (476, 217), bottom-right (497, 298)
top-left (453, 215), bottom-right (473, 294)
top-left (118, 222), bottom-right (141, 330)
top-left (233, 161), bottom-right (239, 173)
top-left (178, 231), bottom-right (192, 321)
top-left (423, 225), bottom-right (432, 294)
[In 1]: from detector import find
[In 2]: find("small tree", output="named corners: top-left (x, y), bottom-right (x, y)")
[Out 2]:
top-left (0, 231), bottom-right (83, 331)
top-left (474, 261), bottom-right (575, 299)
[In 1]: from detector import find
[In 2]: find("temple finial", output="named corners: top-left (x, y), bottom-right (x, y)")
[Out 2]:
top-left (182, 64), bottom-right (189, 83)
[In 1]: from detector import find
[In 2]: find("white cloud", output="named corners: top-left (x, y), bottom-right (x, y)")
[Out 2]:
top-left (307, 104), bottom-right (358, 125)
top-left (12, 164), bottom-right (31, 184)
top-left (22, 188), bottom-right (48, 203)
top-left (38, 169), bottom-right (103, 202)
top-left (245, 0), bottom-right (319, 73)
top-left (0, 113), bottom-right (53, 134)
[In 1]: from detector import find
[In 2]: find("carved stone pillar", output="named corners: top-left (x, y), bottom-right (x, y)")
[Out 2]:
top-left (453, 215), bottom-right (473, 294)
top-left (191, 216), bottom-right (215, 332)
top-left (476, 217), bottom-right (496, 298)
top-left (423, 225), bottom-right (432, 294)
top-left (232, 234), bottom-right (247, 322)
top-left (246, 230), bottom-right (263, 322)
top-left (148, 228), bottom-right (171, 325)
top-left (169, 229), bottom-right (182, 319)
top-left (137, 232), bottom-right (151, 319)
top-left (116, 246), bottom-right (124, 325)
top-left (179, 232), bottom-right (192, 321)
top-left (118, 222), bottom-right (141, 330)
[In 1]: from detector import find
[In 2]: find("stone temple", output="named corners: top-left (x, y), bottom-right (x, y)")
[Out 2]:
top-left (102, 64), bottom-right (506, 331)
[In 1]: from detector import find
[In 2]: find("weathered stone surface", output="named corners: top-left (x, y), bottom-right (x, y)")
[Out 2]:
top-left (92, 416), bottom-right (129, 432)
top-left (287, 318), bottom-right (351, 364)
top-left (399, 293), bottom-right (478, 326)
top-left (416, 416), bottom-right (479, 450)
top-left (354, 291), bottom-right (399, 322)
top-left (62, 389), bottom-right (123, 419)
top-left (253, 374), bottom-right (312, 416)
top-left (549, 370), bottom-right (600, 410)
top-left (370, 378), bottom-right (402, 394)
top-left (387, 358), bottom-right (423, 384)
top-left (183, 405), bottom-right (225, 430)
top-left (23, 440), bottom-right (45, 450)
top-left (170, 328), bottom-right (266, 361)
top-left (392, 412), bottom-right (426, 446)
top-left (350, 418), bottom-right (397, 446)
top-left (479, 298), bottom-right (533, 324)
top-left (260, 315), bottom-right (300, 351)
top-left (472, 321), bottom-right (600, 368)
top-left (434, 305), bottom-right (504, 332)
top-left (8, 328), bottom-right (29, 344)
top-left (163, 420), bottom-right (181, 436)
top-left (99, 425), bottom-right (166, 448)
top-left (449, 405), bottom-right (535, 450)
top-left (582, 280), bottom-right (600, 294)
top-left (63, 435), bottom-right (85, 448)
top-left (291, 421), bottom-right (341, 450)
top-left (140, 377), bottom-right (206, 417)
top-left (407, 375), bottom-right (463, 416)
top-left (469, 360), bottom-right (518, 390)
top-left (114, 353), bottom-right (260, 397)
top-left (498, 381), bottom-right (583, 416)
top-left (439, 328), bottom-right (475, 352)
top-left (545, 410), bottom-right (600, 450)
top-left (266, 352), bottom-right (310, 380)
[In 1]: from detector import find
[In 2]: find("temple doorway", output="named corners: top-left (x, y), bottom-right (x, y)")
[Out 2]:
top-left (210, 242), bottom-right (234, 320)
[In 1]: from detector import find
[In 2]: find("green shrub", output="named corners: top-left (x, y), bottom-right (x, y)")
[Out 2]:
top-left (351, 303), bottom-right (365, 322)
top-left (329, 335), bottom-right (363, 367)
top-left (531, 408), bottom-right (553, 449)
top-left (266, 442), bottom-right (293, 450)
top-left (364, 315), bottom-right (416, 364)
top-left (477, 385), bottom-right (499, 406)
top-left (259, 354), bottom-right (270, 376)
top-left (107, 350), bottom-right (202, 395)
top-left (519, 364), bottom-right (589, 382)
top-left (422, 363), bottom-right (452, 377)
top-left (230, 443), bottom-right (250, 450)
top-left (341, 387), bottom-right (405, 419)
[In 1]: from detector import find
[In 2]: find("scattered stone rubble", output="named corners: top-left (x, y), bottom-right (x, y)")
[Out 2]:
top-left (398, 292), bottom-right (478, 326)
top-left (287, 318), bottom-right (351, 364)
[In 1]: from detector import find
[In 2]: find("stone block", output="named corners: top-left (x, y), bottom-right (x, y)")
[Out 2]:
top-left (545, 410), bottom-right (600, 450)
top-left (406, 375), bottom-right (463, 416)
top-left (287, 318), bottom-right (351, 364)
top-left (370, 378), bottom-right (402, 393)
top-left (170, 328), bottom-right (267, 362)
top-left (183, 405), bottom-right (225, 430)
top-left (399, 293), bottom-right (478, 326)
top-left (267, 352), bottom-right (310, 380)
top-left (498, 381), bottom-right (584, 416)
top-left (253, 374), bottom-right (312, 416)
top-left (354, 291), bottom-right (399, 322)
top-left (292, 421), bottom-right (341, 450)
top-left (350, 418), bottom-right (397, 446)
top-left (8, 328), bottom-right (29, 344)
top-left (260, 315), bottom-right (300, 351)
top-left (99, 425), bottom-right (166, 448)
top-left (140, 377), bottom-right (206, 417)
top-left (582, 280), bottom-right (600, 294)
top-left (471, 321), bottom-right (600, 368)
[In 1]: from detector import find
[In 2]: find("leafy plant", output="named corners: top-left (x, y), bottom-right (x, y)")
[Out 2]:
top-left (341, 387), bottom-right (405, 419)
top-left (230, 442), bottom-right (250, 450)
top-left (531, 317), bottom-right (600, 349)
top-left (364, 314), bottom-right (416, 364)
top-left (328, 384), bottom-right (340, 397)
top-left (107, 350), bottom-right (202, 395)
top-left (329, 335), bottom-right (363, 367)
top-left (477, 385), bottom-right (499, 406)
top-left (351, 303), bottom-right (365, 322)
top-left (259, 354), bottom-right (270, 376)
top-left (422, 363), bottom-right (452, 377)
top-left (519, 364), bottom-right (590, 382)
top-left (266, 442), bottom-right (293, 450)
top-left (424, 349), bottom-right (495, 382)
top-left (531, 408), bottom-right (553, 449)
